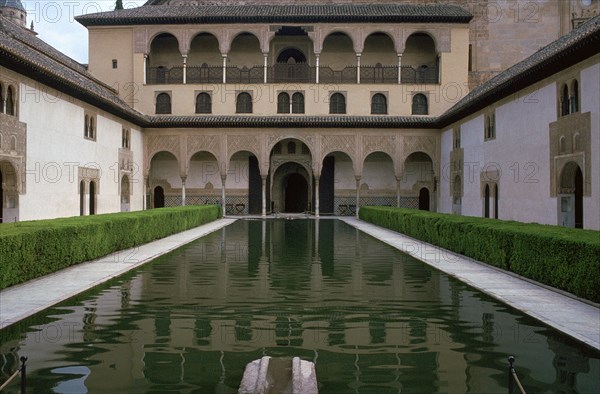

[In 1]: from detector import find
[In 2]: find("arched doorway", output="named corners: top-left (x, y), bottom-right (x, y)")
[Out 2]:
top-left (79, 180), bottom-right (85, 216)
top-left (484, 184), bottom-right (490, 218)
top-left (149, 151), bottom-right (179, 207)
top-left (419, 187), bottom-right (430, 211)
top-left (89, 181), bottom-right (96, 215)
top-left (558, 162), bottom-right (583, 228)
top-left (285, 173), bottom-right (308, 213)
top-left (154, 186), bottom-right (165, 208)
top-left (0, 168), bottom-right (3, 223)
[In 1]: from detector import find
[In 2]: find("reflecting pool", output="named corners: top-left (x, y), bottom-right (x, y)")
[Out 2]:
top-left (1, 219), bottom-right (599, 393)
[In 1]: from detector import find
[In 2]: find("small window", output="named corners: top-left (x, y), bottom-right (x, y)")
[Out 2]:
top-left (485, 113), bottom-right (496, 140)
top-left (329, 93), bottom-right (346, 114)
top-left (122, 128), bottom-right (131, 149)
top-left (236, 92), bottom-right (252, 113)
top-left (84, 115), bottom-right (89, 138)
top-left (277, 92), bottom-right (290, 114)
top-left (453, 127), bottom-right (461, 149)
top-left (112, 59), bottom-right (118, 69)
top-left (371, 93), bottom-right (387, 115)
top-left (571, 80), bottom-right (579, 113)
top-left (292, 92), bottom-right (305, 114)
top-left (561, 84), bottom-right (570, 116)
top-left (89, 117), bottom-right (95, 140)
top-left (412, 93), bottom-right (428, 115)
top-left (6, 86), bottom-right (15, 116)
top-left (196, 92), bottom-right (212, 114)
top-left (156, 93), bottom-right (172, 114)
top-left (559, 136), bottom-right (566, 153)
top-left (287, 141), bottom-right (296, 154)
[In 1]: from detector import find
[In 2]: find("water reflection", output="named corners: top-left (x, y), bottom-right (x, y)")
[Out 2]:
top-left (1, 219), bottom-right (598, 393)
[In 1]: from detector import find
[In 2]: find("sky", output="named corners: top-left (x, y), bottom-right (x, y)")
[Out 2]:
top-left (23, 1), bottom-right (147, 64)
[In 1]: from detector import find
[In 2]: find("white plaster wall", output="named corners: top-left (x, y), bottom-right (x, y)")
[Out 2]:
top-left (439, 127), bottom-right (453, 213)
top-left (18, 82), bottom-right (145, 221)
top-left (333, 156), bottom-right (355, 190)
top-left (151, 157), bottom-right (181, 188)
top-left (580, 62), bottom-right (600, 230)
top-left (362, 156), bottom-right (395, 190)
top-left (225, 157), bottom-right (251, 189)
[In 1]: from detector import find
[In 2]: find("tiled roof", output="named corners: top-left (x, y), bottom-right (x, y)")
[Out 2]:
top-left (439, 14), bottom-right (600, 127)
top-left (148, 115), bottom-right (437, 129)
top-left (76, 3), bottom-right (472, 26)
top-left (0, 18), bottom-right (147, 126)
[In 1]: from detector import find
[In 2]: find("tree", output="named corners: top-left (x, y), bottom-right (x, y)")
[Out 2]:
top-left (115, 0), bottom-right (124, 10)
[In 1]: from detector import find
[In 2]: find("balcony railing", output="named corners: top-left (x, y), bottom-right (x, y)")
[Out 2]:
top-left (146, 64), bottom-right (439, 85)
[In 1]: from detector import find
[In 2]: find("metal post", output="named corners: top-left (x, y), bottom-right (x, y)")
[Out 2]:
top-left (20, 356), bottom-right (27, 394)
top-left (508, 356), bottom-right (515, 394)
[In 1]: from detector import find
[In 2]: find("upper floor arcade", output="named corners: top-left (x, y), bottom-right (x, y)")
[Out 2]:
top-left (80, 3), bottom-right (471, 116)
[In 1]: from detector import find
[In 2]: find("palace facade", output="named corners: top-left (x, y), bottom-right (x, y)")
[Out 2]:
top-left (0, 0), bottom-right (598, 229)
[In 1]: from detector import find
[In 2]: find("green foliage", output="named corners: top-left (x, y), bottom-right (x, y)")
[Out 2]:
top-left (359, 206), bottom-right (600, 303)
top-left (0, 206), bottom-right (221, 290)
top-left (115, 0), bottom-right (124, 10)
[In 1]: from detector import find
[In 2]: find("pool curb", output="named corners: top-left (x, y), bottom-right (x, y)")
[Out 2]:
top-left (0, 218), bottom-right (238, 330)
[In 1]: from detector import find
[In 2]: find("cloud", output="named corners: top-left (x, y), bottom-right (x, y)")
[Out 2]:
top-left (24, 1), bottom-right (146, 63)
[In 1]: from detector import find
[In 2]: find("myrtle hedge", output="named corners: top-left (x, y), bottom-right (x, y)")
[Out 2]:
top-left (359, 206), bottom-right (600, 303)
top-left (0, 206), bottom-right (221, 290)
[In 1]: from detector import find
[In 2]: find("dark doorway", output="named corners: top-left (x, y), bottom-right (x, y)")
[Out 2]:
top-left (317, 156), bottom-right (335, 214)
top-left (484, 184), bottom-right (490, 218)
top-left (284, 173), bottom-right (308, 213)
top-left (248, 156), bottom-right (262, 214)
top-left (0, 169), bottom-right (3, 223)
top-left (494, 185), bottom-right (499, 219)
top-left (89, 181), bottom-right (96, 215)
top-left (418, 187), bottom-right (430, 211)
top-left (80, 181), bottom-right (85, 216)
top-left (575, 167), bottom-right (583, 228)
top-left (154, 186), bottom-right (165, 208)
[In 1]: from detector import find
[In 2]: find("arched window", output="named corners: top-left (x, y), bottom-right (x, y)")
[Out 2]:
top-left (292, 92), bottom-right (305, 114)
top-left (412, 94), bottom-right (428, 115)
top-left (571, 80), bottom-right (579, 113)
top-left (236, 92), bottom-right (252, 113)
top-left (371, 93), bottom-right (387, 114)
top-left (287, 141), bottom-right (296, 154)
top-left (277, 92), bottom-right (290, 114)
top-left (559, 136), bottom-right (566, 153)
top-left (89, 117), bottom-right (95, 139)
top-left (561, 84), bottom-right (570, 116)
top-left (6, 86), bottom-right (15, 116)
top-left (329, 93), bottom-right (346, 114)
top-left (156, 93), bottom-right (172, 114)
top-left (195, 92), bottom-right (212, 114)
top-left (573, 133), bottom-right (580, 151)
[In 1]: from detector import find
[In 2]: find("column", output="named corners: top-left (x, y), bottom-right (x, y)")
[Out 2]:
top-left (182, 55), bottom-right (187, 84)
top-left (396, 176), bottom-right (401, 207)
top-left (144, 176), bottom-right (150, 210)
top-left (315, 176), bottom-right (320, 218)
top-left (143, 54), bottom-right (148, 85)
top-left (261, 175), bottom-right (267, 217)
top-left (263, 53), bottom-right (268, 84)
top-left (181, 176), bottom-right (187, 206)
top-left (355, 176), bottom-right (361, 218)
top-left (356, 53), bottom-right (361, 84)
top-left (397, 53), bottom-right (402, 84)
top-left (222, 54), bottom-right (228, 84)
top-left (315, 54), bottom-right (320, 84)
top-left (221, 175), bottom-right (227, 211)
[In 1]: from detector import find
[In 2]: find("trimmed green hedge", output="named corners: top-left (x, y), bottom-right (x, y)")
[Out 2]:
top-left (0, 206), bottom-right (222, 290)
top-left (359, 206), bottom-right (600, 303)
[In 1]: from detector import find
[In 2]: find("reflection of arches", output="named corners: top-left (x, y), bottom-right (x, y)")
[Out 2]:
top-left (153, 186), bottom-right (165, 208)
top-left (89, 181), bottom-right (96, 215)
top-left (419, 187), bottom-right (430, 211)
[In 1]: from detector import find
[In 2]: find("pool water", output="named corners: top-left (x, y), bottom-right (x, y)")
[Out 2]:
top-left (1, 219), bottom-right (598, 393)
